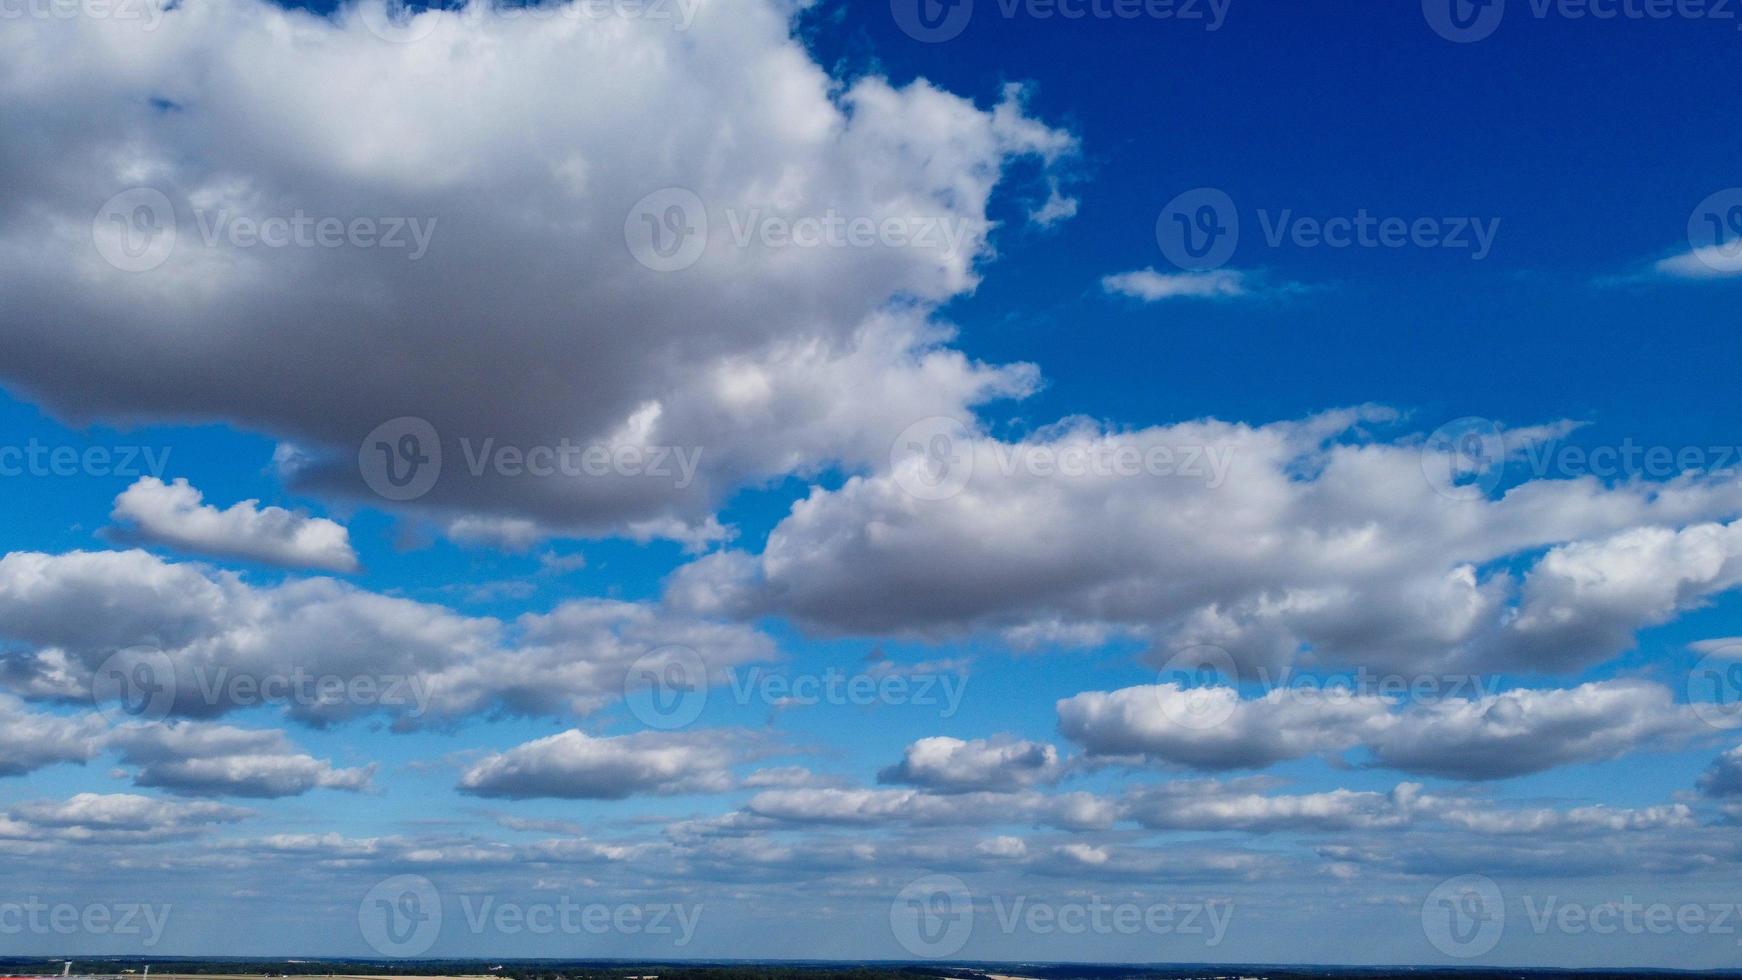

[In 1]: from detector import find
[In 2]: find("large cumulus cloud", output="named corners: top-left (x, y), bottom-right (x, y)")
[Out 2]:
top-left (0, 0), bottom-right (1072, 544)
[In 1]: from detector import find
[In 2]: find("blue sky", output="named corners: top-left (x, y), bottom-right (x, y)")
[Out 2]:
top-left (2, 0), bottom-right (1742, 969)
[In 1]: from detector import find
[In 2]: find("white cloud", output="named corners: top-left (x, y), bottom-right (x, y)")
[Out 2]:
top-left (1655, 244), bottom-right (1742, 279)
top-left (1101, 267), bottom-right (1249, 300)
top-left (1699, 744), bottom-right (1742, 797)
top-left (0, 548), bottom-right (773, 726)
top-left (1058, 685), bottom-right (1394, 771)
top-left (877, 735), bottom-right (1061, 793)
top-left (669, 411), bottom-right (1742, 678)
top-left (1059, 680), bottom-right (1718, 779)
top-left (0, 793), bottom-right (249, 844)
top-left (457, 728), bottom-right (748, 799)
top-left (105, 721), bottom-right (374, 797)
top-left (111, 476), bottom-right (358, 572)
top-left (0, 694), bottom-right (105, 776)
top-left (0, 0), bottom-right (1073, 544)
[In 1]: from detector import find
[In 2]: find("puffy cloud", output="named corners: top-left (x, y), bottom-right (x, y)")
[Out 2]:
top-left (110, 476), bottom-right (358, 572)
top-left (670, 411), bottom-right (1742, 677)
top-left (0, 793), bottom-right (248, 844)
top-left (877, 735), bottom-right (1061, 793)
top-left (1124, 781), bottom-right (1425, 833)
top-left (1058, 680), bottom-right (1717, 779)
top-left (0, 548), bottom-right (773, 726)
top-left (104, 721), bottom-right (373, 797)
top-left (1699, 745), bottom-right (1742, 798)
top-left (0, 0), bottom-right (1072, 544)
top-left (1057, 684), bottom-right (1394, 771)
top-left (1500, 521), bottom-right (1742, 668)
top-left (0, 694), bottom-right (105, 776)
top-left (457, 729), bottom-right (748, 799)
top-left (1360, 680), bottom-right (1718, 780)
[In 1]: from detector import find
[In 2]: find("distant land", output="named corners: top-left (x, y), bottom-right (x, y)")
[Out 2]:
top-left (4, 960), bottom-right (1742, 980)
